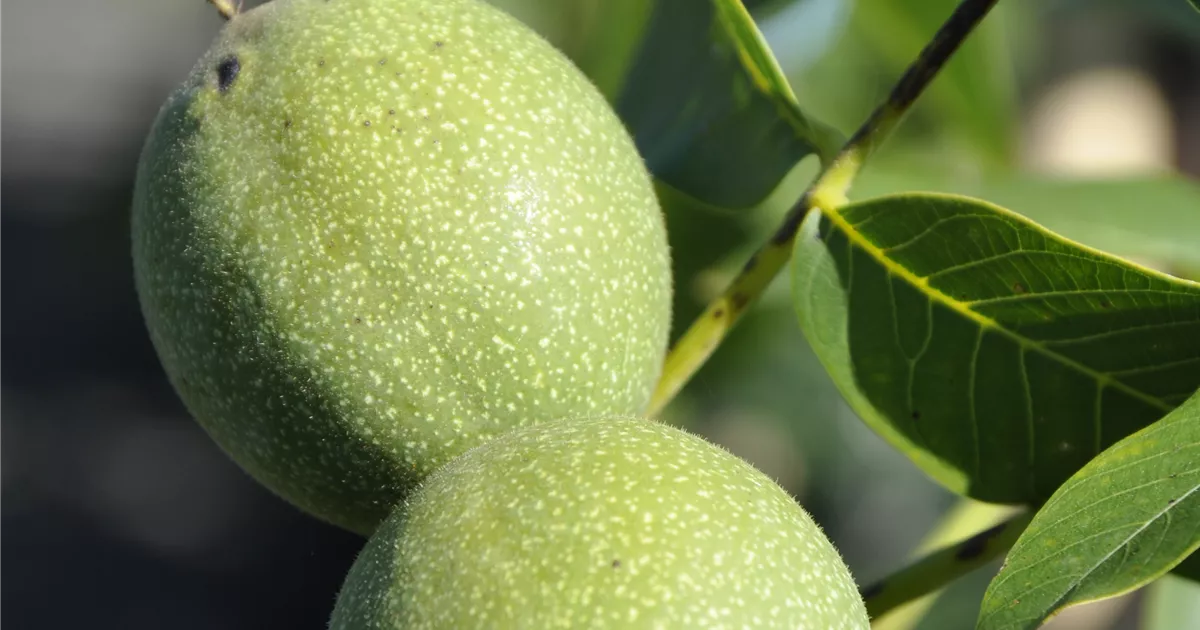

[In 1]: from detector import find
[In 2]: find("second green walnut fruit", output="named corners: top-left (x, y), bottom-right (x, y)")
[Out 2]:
top-left (331, 417), bottom-right (871, 629)
top-left (132, 0), bottom-right (671, 534)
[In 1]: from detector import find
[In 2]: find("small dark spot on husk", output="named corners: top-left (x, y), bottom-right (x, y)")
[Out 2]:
top-left (216, 56), bottom-right (240, 93)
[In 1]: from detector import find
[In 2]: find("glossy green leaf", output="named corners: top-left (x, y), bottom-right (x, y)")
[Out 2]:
top-left (617, 0), bottom-right (841, 209)
top-left (790, 192), bottom-right (1200, 504)
top-left (851, 170), bottom-right (1200, 275)
top-left (755, 0), bottom-right (852, 73)
top-left (976, 389), bottom-right (1200, 629)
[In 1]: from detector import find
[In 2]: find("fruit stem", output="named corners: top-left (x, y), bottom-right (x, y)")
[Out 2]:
top-left (208, 0), bottom-right (241, 21)
top-left (646, 0), bottom-right (1000, 417)
top-left (868, 500), bottom-right (1021, 630)
top-left (862, 510), bottom-right (1033, 621)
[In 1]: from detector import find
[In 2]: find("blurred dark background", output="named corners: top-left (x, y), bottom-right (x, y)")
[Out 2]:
top-left (3, 0), bottom-right (1199, 628)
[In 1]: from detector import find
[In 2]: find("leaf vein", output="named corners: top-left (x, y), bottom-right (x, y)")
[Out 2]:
top-left (966, 289), bottom-right (1186, 309)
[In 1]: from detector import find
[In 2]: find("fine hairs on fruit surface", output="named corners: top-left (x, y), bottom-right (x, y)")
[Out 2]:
top-left (330, 416), bottom-right (871, 630)
top-left (132, 0), bottom-right (672, 535)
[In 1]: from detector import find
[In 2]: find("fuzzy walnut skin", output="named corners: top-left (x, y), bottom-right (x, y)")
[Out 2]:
top-left (132, 0), bottom-right (671, 535)
top-left (331, 417), bottom-right (870, 629)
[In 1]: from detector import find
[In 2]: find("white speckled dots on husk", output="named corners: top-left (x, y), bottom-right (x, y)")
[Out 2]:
top-left (131, 0), bottom-right (671, 535)
top-left (330, 417), bottom-right (871, 629)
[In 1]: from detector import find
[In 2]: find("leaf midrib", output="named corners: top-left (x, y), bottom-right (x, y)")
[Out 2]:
top-left (821, 205), bottom-right (1175, 415)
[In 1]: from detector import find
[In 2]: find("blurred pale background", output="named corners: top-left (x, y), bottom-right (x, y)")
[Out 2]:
top-left (4, 0), bottom-right (1199, 628)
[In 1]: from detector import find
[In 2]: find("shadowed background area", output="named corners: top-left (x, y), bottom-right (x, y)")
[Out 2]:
top-left (2, 3), bottom-right (365, 627)
top-left (3, 0), bottom-right (1199, 628)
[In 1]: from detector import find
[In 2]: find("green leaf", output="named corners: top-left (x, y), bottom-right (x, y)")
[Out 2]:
top-left (976, 388), bottom-right (1200, 629)
top-left (851, 170), bottom-right (1200, 275)
top-left (790, 192), bottom-right (1200, 504)
top-left (755, 0), bottom-right (852, 73)
top-left (616, 0), bottom-right (841, 209)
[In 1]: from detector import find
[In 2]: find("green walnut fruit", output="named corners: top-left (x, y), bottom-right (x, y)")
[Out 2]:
top-left (330, 417), bottom-right (870, 629)
top-left (132, 0), bottom-right (671, 535)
